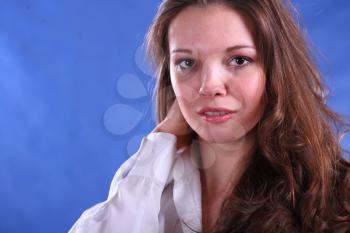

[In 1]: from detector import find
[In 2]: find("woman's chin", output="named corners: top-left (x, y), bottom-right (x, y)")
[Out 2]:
top-left (195, 130), bottom-right (242, 144)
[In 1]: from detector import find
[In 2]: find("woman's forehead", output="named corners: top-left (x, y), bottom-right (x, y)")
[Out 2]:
top-left (168, 4), bottom-right (256, 55)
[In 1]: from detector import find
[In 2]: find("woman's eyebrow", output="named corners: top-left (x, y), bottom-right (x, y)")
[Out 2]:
top-left (171, 48), bottom-right (192, 54)
top-left (226, 45), bottom-right (255, 52)
top-left (171, 45), bottom-right (255, 54)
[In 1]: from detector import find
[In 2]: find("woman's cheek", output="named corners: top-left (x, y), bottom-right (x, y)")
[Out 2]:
top-left (172, 78), bottom-right (199, 103)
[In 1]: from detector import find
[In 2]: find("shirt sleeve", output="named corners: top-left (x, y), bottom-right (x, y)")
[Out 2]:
top-left (68, 132), bottom-right (178, 233)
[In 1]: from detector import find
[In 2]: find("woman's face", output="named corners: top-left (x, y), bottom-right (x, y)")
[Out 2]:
top-left (168, 4), bottom-right (266, 143)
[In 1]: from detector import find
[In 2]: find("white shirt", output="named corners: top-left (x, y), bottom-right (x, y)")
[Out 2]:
top-left (69, 132), bottom-right (203, 233)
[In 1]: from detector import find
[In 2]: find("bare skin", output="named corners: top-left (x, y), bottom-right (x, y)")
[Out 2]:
top-left (164, 4), bottom-right (265, 231)
top-left (152, 100), bottom-right (233, 232)
top-left (152, 4), bottom-right (265, 232)
top-left (151, 99), bottom-right (194, 150)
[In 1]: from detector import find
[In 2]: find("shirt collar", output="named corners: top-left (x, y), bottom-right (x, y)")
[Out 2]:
top-left (172, 140), bottom-right (202, 233)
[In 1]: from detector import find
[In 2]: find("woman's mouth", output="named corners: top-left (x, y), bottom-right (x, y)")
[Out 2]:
top-left (197, 107), bottom-right (236, 123)
top-left (199, 111), bottom-right (235, 123)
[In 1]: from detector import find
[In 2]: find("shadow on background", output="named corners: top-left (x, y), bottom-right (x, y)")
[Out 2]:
top-left (0, 0), bottom-right (349, 232)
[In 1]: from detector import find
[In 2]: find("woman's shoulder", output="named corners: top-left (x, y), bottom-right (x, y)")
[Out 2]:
top-left (108, 131), bottom-right (179, 195)
top-left (326, 157), bottom-right (350, 231)
top-left (333, 157), bottom-right (350, 197)
top-left (69, 131), bottom-right (181, 233)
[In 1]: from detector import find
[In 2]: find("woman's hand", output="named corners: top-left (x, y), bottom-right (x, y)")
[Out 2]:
top-left (151, 99), bottom-right (194, 150)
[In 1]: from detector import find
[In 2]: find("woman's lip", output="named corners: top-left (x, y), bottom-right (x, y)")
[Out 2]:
top-left (199, 112), bottom-right (235, 123)
top-left (198, 107), bottom-right (235, 115)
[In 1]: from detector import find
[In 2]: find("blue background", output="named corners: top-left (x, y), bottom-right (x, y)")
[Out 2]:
top-left (0, 0), bottom-right (349, 232)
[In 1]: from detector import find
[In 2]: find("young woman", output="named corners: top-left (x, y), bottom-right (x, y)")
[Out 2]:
top-left (70, 0), bottom-right (350, 232)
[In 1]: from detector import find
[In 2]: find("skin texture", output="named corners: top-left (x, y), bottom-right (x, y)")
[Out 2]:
top-left (154, 4), bottom-right (266, 232)
top-left (149, 0), bottom-right (350, 232)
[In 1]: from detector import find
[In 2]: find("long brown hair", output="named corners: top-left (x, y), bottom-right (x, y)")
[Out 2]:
top-left (146, 0), bottom-right (350, 232)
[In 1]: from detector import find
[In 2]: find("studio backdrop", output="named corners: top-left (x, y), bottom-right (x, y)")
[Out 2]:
top-left (0, 0), bottom-right (349, 232)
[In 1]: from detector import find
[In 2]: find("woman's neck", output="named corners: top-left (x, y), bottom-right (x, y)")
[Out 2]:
top-left (198, 130), bottom-right (256, 204)
top-left (197, 131), bottom-right (256, 232)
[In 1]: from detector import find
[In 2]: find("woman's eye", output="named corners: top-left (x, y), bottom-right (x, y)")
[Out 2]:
top-left (176, 59), bottom-right (195, 70)
top-left (229, 56), bottom-right (252, 67)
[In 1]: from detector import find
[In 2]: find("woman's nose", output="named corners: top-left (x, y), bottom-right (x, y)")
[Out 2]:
top-left (198, 63), bottom-right (228, 97)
